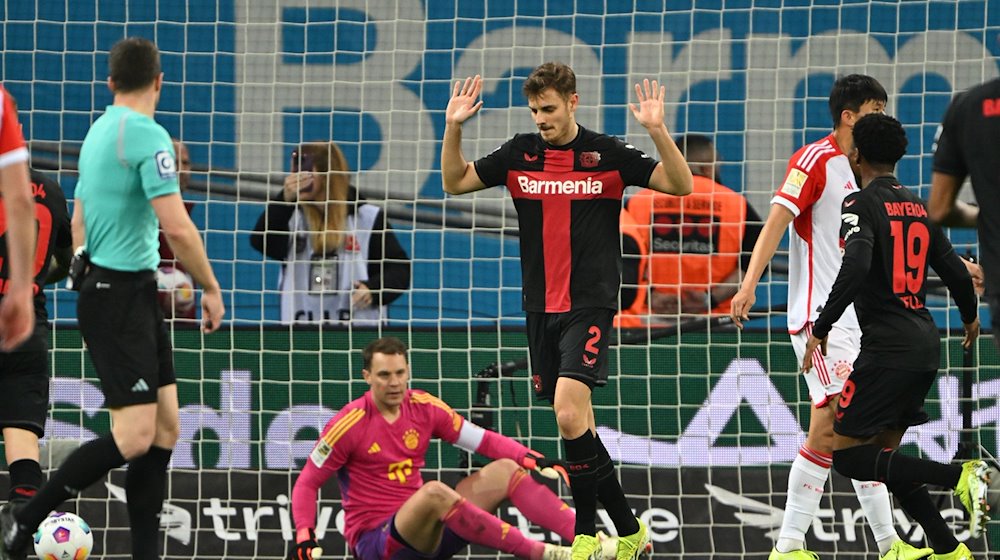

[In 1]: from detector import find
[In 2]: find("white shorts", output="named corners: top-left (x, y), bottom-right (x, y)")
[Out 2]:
top-left (790, 322), bottom-right (860, 407)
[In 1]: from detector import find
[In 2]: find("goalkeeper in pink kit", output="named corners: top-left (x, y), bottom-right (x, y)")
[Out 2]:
top-left (290, 337), bottom-right (602, 560)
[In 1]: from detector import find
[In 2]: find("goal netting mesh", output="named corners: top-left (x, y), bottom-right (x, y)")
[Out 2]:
top-left (5, 1), bottom-right (1000, 558)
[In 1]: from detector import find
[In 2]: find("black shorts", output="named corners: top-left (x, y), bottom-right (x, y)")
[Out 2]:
top-left (77, 265), bottom-right (175, 408)
top-left (833, 359), bottom-right (935, 439)
top-left (526, 308), bottom-right (614, 402)
top-left (0, 350), bottom-right (49, 437)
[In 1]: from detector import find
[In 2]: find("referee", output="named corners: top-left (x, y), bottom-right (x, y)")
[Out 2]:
top-left (0, 37), bottom-right (224, 560)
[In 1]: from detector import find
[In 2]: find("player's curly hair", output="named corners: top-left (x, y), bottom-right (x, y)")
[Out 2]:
top-left (853, 113), bottom-right (908, 167)
top-left (828, 74), bottom-right (887, 128)
top-left (523, 62), bottom-right (577, 100)
top-left (109, 37), bottom-right (161, 93)
top-left (364, 337), bottom-right (409, 370)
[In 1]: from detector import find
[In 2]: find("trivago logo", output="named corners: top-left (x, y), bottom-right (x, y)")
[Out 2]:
top-left (705, 483), bottom-right (973, 543)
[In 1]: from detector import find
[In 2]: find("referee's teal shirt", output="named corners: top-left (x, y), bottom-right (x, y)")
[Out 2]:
top-left (76, 105), bottom-right (179, 271)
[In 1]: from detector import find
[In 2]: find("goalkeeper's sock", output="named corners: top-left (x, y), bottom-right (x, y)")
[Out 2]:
top-left (17, 433), bottom-right (127, 531)
top-left (7, 459), bottom-right (42, 503)
top-left (895, 483), bottom-right (959, 554)
top-left (593, 434), bottom-right (640, 537)
top-left (563, 431), bottom-right (599, 536)
top-left (507, 468), bottom-right (575, 542)
top-left (126, 445), bottom-right (173, 560)
top-left (851, 479), bottom-right (897, 555)
top-left (442, 497), bottom-right (545, 560)
top-left (775, 446), bottom-right (829, 553)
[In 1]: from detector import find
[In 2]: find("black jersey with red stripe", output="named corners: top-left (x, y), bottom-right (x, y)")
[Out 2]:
top-left (474, 126), bottom-right (658, 312)
top-left (0, 169), bottom-right (71, 352)
top-left (812, 176), bottom-right (976, 371)
top-left (933, 78), bottom-right (1000, 295)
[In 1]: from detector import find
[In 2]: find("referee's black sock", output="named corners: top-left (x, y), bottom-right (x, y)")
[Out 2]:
top-left (16, 434), bottom-right (126, 531)
top-left (593, 434), bottom-right (640, 537)
top-left (7, 459), bottom-right (42, 503)
top-left (563, 431), bottom-right (599, 536)
top-left (126, 445), bottom-right (172, 560)
top-left (895, 484), bottom-right (959, 554)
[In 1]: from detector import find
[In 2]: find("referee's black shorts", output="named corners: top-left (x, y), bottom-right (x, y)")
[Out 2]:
top-left (77, 265), bottom-right (175, 408)
top-left (526, 307), bottom-right (614, 402)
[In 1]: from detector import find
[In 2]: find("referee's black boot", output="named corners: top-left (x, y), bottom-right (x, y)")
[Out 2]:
top-left (0, 503), bottom-right (30, 560)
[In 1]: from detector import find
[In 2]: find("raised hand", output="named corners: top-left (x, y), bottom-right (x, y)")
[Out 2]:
top-left (628, 78), bottom-right (667, 130)
top-left (445, 75), bottom-right (484, 125)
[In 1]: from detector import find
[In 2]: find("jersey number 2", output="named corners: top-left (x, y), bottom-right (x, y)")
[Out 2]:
top-left (889, 220), bottom-right (929, 295)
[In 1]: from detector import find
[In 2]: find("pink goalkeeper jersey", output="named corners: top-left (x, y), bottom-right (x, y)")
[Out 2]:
top-left (293, 389), bottom-right (464, 548)
top-left (770, 133), bottom-right (860, 334)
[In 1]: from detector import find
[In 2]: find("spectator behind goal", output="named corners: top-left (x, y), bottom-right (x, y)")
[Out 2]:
top-left (249, 141), bottom-right (410, 325)
top-left (618, 134), bottom-right (761, 327)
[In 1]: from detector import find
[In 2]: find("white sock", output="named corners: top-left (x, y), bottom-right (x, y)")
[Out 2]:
top-left (776, 447), bottom-right (830, 553)
top-left (852, 479), bottom-right (897, 555)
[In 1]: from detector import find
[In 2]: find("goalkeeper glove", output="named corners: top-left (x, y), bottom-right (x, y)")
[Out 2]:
top-left (521, 450), bottom-right (569, 486)
top-left (290, 528), bottom-right (323, 560)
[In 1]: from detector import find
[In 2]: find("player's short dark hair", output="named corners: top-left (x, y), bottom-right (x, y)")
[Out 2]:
top-left (828, 74), bottom-right (887, 128)
top-left (523, 62), bottom-right (576, 100)
top-left (675, 134), bottom-right (714, 162)
top-left (853, 113), bottom-right (907, 167)
top-left (363, 337), bottom-right (409, 370)
top-left (109, 37), bottom-right (161, 94)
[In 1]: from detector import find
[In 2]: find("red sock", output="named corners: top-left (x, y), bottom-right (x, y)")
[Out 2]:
top-left (442, 498), bottom-right (546, 560)
top-left (508, 469), bottom-right (575, 542)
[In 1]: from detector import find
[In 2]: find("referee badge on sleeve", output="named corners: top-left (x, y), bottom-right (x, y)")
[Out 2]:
top-left (154, 150), bottom-right (178, 179)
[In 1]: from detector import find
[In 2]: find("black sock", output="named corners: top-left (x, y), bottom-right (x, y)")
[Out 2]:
top-left (895, 484), bottom-right (959, 554)
top-left (593, 435), bottom-right (640, 536)
top-left (563, 431), bottom-right (599, 536)
top-left (833, 444), bottom-right (963, 489)
top-left (126, 446), bottom-right (172, 560)
top-left (16, 434), bottom-right (126, 530)
top-left (7, 459), bottom-right (42, 503)
top-left (876, 448), bottom-right (963, 489)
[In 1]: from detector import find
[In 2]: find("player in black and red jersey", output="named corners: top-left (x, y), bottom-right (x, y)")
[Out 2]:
top-left (440, 62), bottom-right (692, 560)
top-left (801, 113), bottom-right (994, 560)
top-left (928, 77), bottom-right (1000, 346)
top-left (0, 165), bottom-right (71, 506)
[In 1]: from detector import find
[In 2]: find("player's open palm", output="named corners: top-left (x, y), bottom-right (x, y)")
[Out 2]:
top-left (629, 78), bottom-right (667, 130)
top-left (445, 75), bottom-right (484, 125)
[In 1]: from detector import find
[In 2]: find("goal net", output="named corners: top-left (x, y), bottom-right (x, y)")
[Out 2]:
top-left (6, 1), bottom-right (1000, 558)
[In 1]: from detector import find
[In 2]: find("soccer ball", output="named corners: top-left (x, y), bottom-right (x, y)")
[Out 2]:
top-left (156, 266), bottom-right (196, 319)
top-left (33, 511), bottom-right (92, 560)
